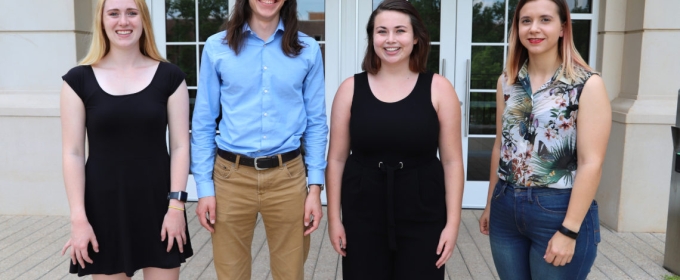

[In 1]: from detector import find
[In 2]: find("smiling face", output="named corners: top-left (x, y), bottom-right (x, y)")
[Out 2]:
top-left (248, 0), bottom-right (286, 23)
top-left (517, 0), bottom-right (563, 57)
top-left (102, 0), bottom-right (143, 50)
top-left (372, 10), bottom-right (417, 67)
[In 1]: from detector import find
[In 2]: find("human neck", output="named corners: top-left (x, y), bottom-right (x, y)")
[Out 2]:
top-left (375, 61), bottom-right (415, 80)
top-left (527, 51), bottom-right (562, 77)
top-left (248, 14), bottom-right (280, 41)
top-left (97, 47), bottom-right (150, 69)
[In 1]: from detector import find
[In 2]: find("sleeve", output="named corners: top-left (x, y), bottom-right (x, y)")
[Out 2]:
top-left (61, 66), bottom-right (86, 101)
top-left (300, 41), bottom-right (329, 185)
top-left (164, 62), bottom-right (188, 96)
top-left (190, 40), bottom-right (222, 198)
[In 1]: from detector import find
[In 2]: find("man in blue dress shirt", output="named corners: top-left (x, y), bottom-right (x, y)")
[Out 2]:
top-left (190, 0), bottom-right (327, 279)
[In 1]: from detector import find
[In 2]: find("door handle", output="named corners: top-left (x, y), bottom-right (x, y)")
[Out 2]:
top-left (465, 59), bottom-right (471, 137)
top-left (442, 58), bottom-right (464, 106)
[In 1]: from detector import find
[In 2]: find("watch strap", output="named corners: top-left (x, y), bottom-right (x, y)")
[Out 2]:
top-left (558, 225), bottom-right (579, 240)
top-left (308, 184), bottom-right (324, 191)
top-left (167, 191), bottom-right (188, 202)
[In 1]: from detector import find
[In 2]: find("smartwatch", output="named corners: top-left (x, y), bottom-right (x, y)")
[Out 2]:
top-left (308, 184), bottom-right (325, 191)
top-left (167, 191), bottom-right (188, 202)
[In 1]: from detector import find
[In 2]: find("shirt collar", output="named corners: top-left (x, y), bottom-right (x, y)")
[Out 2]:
top-left (517, 60), bottom-right (569, 96)
top-left (242, 18), bottom-right (286, 34)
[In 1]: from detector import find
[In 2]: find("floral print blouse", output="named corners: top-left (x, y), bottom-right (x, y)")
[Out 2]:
top-left (497, 61), bottom-right (595, 188)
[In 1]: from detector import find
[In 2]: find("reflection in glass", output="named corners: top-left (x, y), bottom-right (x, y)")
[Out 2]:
top-left (572, 20), bottom-right (591, 63)
top-left (472, 0), bottom-right (505, 43)
top-left (471, 46), bottom-right (503, 90)
top-left (198, 0), bottom-right (229, 41)
top-left (373, 0), bottom-right (440, 41)
top-left (467, 138), bottom-right (495, 181)
top-left (167, 45), bottom-right (197, 87)
top-left (469, 92), bottom-right (496, 135)
top-left (298, 0), bottom-right (325, 41)
top-left (428, 45), bottom-right (440, 74)
top-left (166, 0), bottom-right (196, 42)
top-left (567, 0), bottom-right (591, 13)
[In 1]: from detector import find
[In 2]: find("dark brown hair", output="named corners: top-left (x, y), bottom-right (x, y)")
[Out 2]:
top-left (362, 0), bottom-right (430, 74)
top-left (506, 0), bottom-right (592, 83)
top-left (223, 0), bottom-right (304, 57)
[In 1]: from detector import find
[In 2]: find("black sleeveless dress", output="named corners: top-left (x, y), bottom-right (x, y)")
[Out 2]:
top-left (62, 62), bottom-right (193, 277)
top-left (341, 72), bottom-right (447, 279)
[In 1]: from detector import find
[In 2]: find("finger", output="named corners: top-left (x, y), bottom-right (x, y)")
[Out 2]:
top-left (177, 236), bottom-right (184, 253)
top-left (75, 249), bottom-right (85, 268)
top-left (340, 234), bottom-right (347, 250)
top-left (166, 235), bottom-right (174, 252)
top-left (61, 241), bottom-right (70, 256)
top-left (303, 210), bottom-right (311, 227)
top-left (91, 237), bottom-right (99, 253)
top-left (198, 212), bottom-right (212, 232)
top-left (182, 231), bottom-right (187, 245)
top-left (82, 248), bottom-right (94, 264)
top-left (567, 255), bottom-right (573, 264)
top-left (560, 256), bottom-right (568, 266)
top-left (208, 204), bottom-right (216, 225)
top-left (69, 248), bottom-right (76, 265)
top-left (436, 239), bottom-right (445, 255)
top-left (161, 227), bottom-right (167, 242)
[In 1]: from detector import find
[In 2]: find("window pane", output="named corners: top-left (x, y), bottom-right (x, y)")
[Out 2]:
top-left (568, 0), bottom-right (591, 13)
top-left (198, 0), bottom-right (229, 41)
top-left (572, 20), bottom-right (591, 63)
top-left (471, 46), bottom-right (503, 90)
top-left (166, 0), bottom-right (196, 42)
top-left (428, 44), bottom-right (440, 74)
top-left (167, 45), bottom-right (197, 86)
top-left (472, 0), bottom-right (506, 43)
top-left (467, 138), bottom-right (495, 181)
top-left (298, 0), bottom-right (325, 41)
top-left (469, 92), bottom-right (496, 135)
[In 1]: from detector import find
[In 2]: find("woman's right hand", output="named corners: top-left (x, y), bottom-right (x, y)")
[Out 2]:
top-left (61, 219), bottom-right (99, 269)
top-left (328, 219), bottom-right (347, 256)
top-left (479, 207), bottom-right (491, 235)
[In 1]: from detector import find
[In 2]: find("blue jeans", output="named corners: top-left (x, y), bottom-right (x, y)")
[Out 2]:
top-left (489, 180), bottom-right (600, 280)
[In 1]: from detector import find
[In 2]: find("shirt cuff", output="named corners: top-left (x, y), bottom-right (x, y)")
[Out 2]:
top-left (196, 181), bottom-right (216, 198)
top-left (307, 169), bottom-right (325, 185)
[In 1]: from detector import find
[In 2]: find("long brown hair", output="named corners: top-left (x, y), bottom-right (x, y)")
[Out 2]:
top-left (80, 0), bottom-right (166, 65)
top-left (505, 0), bottom-right (592, 83)
top-left (362, 0), bottom-right (430, 74)
top-left (223, 0), bottom-right (303, 57)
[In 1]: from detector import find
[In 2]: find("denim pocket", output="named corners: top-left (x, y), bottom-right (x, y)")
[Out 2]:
top-left (491, 180), bottom-right (505, 201)
top-left (590, 201), bottom-right (601, 244)
top-left (535, 191), bottom-right (571, 214)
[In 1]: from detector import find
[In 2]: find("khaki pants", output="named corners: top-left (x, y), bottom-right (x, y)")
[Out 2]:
top-left (212, 153), bottom-right (310, 280)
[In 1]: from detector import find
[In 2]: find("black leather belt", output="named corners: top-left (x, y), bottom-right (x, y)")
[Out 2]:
top-left (217, 148), bottom-right (301, 170)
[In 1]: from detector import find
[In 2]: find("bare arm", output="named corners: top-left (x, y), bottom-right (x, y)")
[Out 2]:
top-left (162, 80), bottom-right (191, 252)
top-left (480, 75), bottom-right (506, 235)
top-left (60, 81), bottom-right (99, 268)
top-left (431, 74), bottom-right (465, 268)
top-left (544, 74), bottom-right (611, 266)
top-left (326, 77), bottom-right (354, 256)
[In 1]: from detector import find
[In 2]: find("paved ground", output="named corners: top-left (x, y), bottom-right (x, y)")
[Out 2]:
top-left (0, 204), bottom-right (676, 279)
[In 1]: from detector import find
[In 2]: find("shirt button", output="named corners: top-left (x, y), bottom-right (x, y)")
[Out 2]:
top-left (264, 89), bottom-right (268, 93)
top-left (263, 113), bottom-right (268, 116)
top-left (263, 135), bottom-right (267, 139)
top-left (263, 66), bottom-right (268, 70)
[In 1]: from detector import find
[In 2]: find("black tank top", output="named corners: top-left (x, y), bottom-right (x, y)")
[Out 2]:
top-left (349, 71), bottom-right (439, 165)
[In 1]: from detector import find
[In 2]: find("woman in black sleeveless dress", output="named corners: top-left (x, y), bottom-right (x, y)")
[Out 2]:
top-left (326, 1), bottom-right (464, 279)
top-left (60, 0), bottom-right (192, 278)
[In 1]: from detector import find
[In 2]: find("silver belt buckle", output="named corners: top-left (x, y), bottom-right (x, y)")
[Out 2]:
top-left (253, 156), bottom-right (268, 171)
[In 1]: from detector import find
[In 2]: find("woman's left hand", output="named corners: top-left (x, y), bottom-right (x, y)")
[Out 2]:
top-left (161, 207), bottom-right (187, 253)
top-left (435, 223), bottom-right (459, 269)
top-left (544, 231), bottom-right (576, 266)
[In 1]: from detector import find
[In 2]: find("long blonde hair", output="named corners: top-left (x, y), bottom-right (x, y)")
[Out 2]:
top-left (505, 0), bottom-right (593, 84)
top-left (79, 0), bottom-right (166, 65)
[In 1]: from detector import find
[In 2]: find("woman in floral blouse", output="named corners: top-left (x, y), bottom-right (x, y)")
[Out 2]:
top-left (478, 0), bottom-right (611, 279)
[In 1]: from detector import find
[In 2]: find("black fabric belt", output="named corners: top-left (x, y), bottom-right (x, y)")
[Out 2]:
top-left (217, 148), bottom-right (301, 170)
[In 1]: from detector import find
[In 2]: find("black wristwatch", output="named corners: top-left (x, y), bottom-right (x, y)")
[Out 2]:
top-left (558, 225), bottom-right (579, 240)
top-left (167, 191), bottom-right (188, 202)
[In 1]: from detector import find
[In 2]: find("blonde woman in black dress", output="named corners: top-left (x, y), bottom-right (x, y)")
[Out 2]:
top-left (60, 0), bottom-right (193, 278)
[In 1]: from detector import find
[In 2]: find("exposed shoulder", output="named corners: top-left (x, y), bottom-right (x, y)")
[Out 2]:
top-left (581, 73), bottom-right (607, 100)
top-left (336, 76), bottom-right (355, 99)
top-left (431, 73), bottom-right (456, 98)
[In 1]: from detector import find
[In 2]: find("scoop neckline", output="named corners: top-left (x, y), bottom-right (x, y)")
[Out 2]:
top-left (89, 62), bottom-right (162, 97)
top-left (366, 72), bottom-right (422, 104)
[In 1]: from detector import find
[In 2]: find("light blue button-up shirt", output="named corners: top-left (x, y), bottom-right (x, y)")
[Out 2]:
top-left (191, 21), bottom-right (328, 198)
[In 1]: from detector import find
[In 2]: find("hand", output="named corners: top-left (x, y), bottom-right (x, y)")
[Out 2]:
top-left (303, 186), bottom-right (323, 236)
top-left (196, 196), bottom-right (216, 233)
top-left (328, 219), bottom-right (347, 256)
top-left (61, 219), bottom-right (99, 269)
top-left (436, 223), bottom-right (459, 268)
top-left (161, 207), bottom-right (187, 253)
top-left (479, 207), bottom-right (491, 235)
top-left (544, 231), bottom-right (576, 266)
